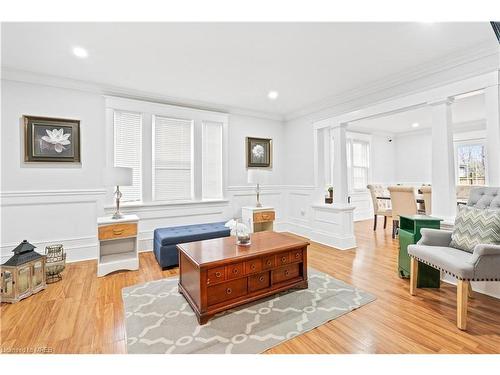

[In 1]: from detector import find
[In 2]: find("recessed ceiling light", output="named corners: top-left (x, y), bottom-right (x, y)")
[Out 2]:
top-left (411, 122), bottom-right (420, 128)
top-left (267, 91), bottom-right (279, 100)
top-left (72, 46), bottom-right (88, 58)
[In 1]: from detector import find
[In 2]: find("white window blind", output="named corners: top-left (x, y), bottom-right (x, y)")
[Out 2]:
top-left (202, 121), bottom-right (223, 199)
top-left (113, 111), bottom-right (142, 202)
top-left (153, 116), bottom-right (193, 201)
top-left (347, 139), bottom-right (370, 191)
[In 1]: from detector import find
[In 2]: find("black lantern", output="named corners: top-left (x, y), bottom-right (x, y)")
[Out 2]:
top-left (1, 240), bottom-right (46, 303)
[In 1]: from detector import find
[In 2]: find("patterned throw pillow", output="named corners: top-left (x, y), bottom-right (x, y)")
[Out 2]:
top-left (450, 206), bottom-right (500, 253)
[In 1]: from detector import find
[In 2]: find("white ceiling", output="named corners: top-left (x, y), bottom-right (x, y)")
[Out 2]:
top-left (1, 22), bottom-right (497, 117)
top-left (349, 92), bottom-right (486, 134)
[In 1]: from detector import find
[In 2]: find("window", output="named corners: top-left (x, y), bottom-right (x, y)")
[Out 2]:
top-left (113, 110), bottom-right (142, 202)
top-left (153, 116), bottom-right (193, 201)
top-left (107, 96), bottom-right (227, 206)
top-left (455, 142), bottom-right (486, 186)
top-left (347, 138), bottom-right (370, 191)
top-left (202, 121), bottom-right (223, 199)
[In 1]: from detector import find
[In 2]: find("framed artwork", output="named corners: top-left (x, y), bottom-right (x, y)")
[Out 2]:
top-left (246, 137), bottom-right (272, 168)
top-left (24, 116), bottom-right (81, 163)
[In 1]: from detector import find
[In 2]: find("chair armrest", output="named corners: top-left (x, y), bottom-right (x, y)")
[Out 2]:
top-left (472, 243), bottom-right (500, 257)
top-left (417, 228), bottom-right (453, 247)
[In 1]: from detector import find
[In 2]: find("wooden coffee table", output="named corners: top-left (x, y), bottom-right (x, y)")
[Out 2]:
top-left (177, 231), bottom-right (309, 324)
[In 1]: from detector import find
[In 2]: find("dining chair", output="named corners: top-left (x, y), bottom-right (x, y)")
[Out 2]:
top-left (367, 184), bottom-right (392, 231)
top-left (420, 185), bottom-right (432, 215)
top-left (387, 186), bottom-right (418, 238)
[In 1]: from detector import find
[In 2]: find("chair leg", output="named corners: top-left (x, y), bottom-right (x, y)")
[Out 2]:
top-left (373, 215), bottom-right (377, 231)
top-left (468, 285), bottom-right (474, 299)
top-left (383, 216), bottom-right (387, 229)
top-left (410, 257), bottom-right (418, 296)
top-left (457, 280), bottom-right (469, 330)
top-left (392, 220), bottom-right (398, 239)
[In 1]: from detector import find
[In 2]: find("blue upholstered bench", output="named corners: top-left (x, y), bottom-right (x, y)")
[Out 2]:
top-left (153, 222), bottom-right (231, 268)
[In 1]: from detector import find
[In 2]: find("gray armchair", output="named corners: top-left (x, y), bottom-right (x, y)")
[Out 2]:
top-left (407, 187), bottom-right (500, 330)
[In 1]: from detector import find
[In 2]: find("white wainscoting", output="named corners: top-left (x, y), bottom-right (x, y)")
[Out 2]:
top-left (0, 189), bottom-right (106, 263)
top-left (349, 190), bottom-right (373, 222)
top-left (0, 185), bottom-right (370, 263)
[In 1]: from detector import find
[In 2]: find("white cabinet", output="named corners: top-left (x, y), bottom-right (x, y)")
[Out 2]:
top-left (241, 206), bottom-right (275, 233)
top-left (97, 214), bottom-right (139, 277)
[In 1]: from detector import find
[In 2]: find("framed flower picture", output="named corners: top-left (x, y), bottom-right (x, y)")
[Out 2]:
top-left (246, 137), bottom-right (272, 168)
top-left (24, 116), bottom-right (81, 163)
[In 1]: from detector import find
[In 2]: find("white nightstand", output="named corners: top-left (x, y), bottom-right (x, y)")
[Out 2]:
top-left (241, 206), bottom-right (275, 233)
top-left (97, 214), bottom-right (139, 277)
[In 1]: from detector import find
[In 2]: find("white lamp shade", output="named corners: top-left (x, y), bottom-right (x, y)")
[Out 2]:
top-left (247, 169), bottom-right (272, 184)
top-left (103, 167), bottom-right (133, 187)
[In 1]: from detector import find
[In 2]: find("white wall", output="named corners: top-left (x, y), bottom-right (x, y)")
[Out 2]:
top-left (0, 78), bottom-right (288, 263)
top-left (371, 134), bottom-right (396, 184)
top-left (394, 131), bottom-right (433, 184)
top-left (227, 114), bottom-right (285, 186)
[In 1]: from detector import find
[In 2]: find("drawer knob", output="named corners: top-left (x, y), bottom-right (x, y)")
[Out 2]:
top-left (266, 260), bottom-right (272, 266)
top-left (215, 271), bottom-right (221, 278)
top-left (259, 276), bottom-right (265, 282)
top-left (226, 288), bottom-right (232, 295)
top-left (285, 269), bottom-right (289, 276)
top-left (233, 268), bottom-right (239, 274)
top-left (113, 229), bottom-right (124, 235)
top-left (251, 264), bottom-right (255, 270)
top-left (295, 253), bottom-right (300, 258)
top-left (281, 256), bottom-right (287, 263)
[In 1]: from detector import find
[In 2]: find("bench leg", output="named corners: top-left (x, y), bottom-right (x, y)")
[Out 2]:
top-left (457, 280), bottom-right (469, 330)
top-left (410, 257), bottom-right (418, 296)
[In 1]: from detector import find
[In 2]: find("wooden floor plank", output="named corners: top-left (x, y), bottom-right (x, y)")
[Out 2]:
top-left (1, 219), bottom-right (499, 354)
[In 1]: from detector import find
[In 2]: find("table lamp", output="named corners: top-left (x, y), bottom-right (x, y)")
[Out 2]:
top-left (247, 169), bottom-right (271, 207)
top-left (103, 167), bottom-right (133, 219)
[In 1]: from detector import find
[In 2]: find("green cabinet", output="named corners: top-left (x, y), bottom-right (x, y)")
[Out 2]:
top-left (399, 215), bottom-right (442, 288)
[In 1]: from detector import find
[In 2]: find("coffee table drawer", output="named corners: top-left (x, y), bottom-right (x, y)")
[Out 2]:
top-left (227, 262), bottom-right (244, 279)
top-left (272, 264), bottom-right (300, 284)
top-left (290, 249), bottom-right (303, 263)
top-left (244, 258), bottom-right (262, 274)
top-left (276, 252), bottom-right (290, 267)
top-left (248, 272), bottom-right (270, 292)
top-left (207, 278), bottom-right (247, 306)
top-left (262, 255), bottom-right (275, 270)
top-left (207, 266), bottom-right (225, 285)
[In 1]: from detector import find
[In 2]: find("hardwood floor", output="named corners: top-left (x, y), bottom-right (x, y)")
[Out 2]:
top-left (2, 220), bottom-right (500, 354)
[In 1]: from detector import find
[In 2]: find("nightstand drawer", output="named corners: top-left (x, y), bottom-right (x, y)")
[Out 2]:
top-left (253, 211), bottom-right (275, 223)
top-left (98, 223), bottom-right (137, 241)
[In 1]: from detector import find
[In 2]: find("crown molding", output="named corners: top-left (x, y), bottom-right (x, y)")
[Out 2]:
top-left (1, 67), bottom-right (284, 122)
top-left (285, 41), bottom-right (500, 122)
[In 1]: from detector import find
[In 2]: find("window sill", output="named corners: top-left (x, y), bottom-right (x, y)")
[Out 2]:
top-left (104, 199), bottom-right (230, 211)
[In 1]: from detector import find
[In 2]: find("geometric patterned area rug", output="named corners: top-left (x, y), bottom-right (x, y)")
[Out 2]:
top-left (122, 268), bottom-right (375, 354)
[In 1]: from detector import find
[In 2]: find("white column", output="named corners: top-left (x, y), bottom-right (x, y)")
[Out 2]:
top-left (485, 84), bottom-right (500, 186)
top-left (331, 123), bottom-right (349, 204)
top-left (430, 98), bottom-right (456, 221)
